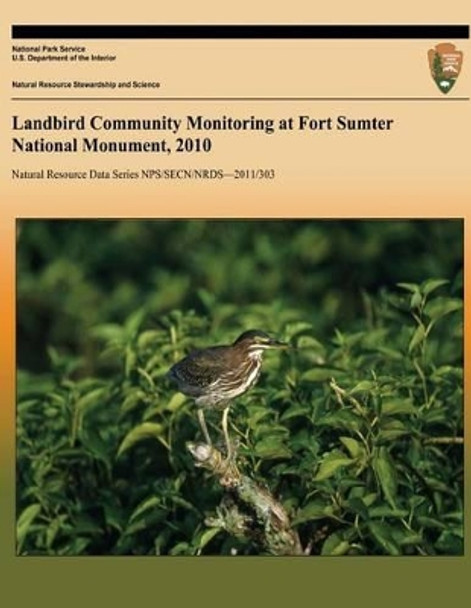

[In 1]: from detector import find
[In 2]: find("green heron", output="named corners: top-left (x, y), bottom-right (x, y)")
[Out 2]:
top-left (168, 329), bottom-right (287, 460)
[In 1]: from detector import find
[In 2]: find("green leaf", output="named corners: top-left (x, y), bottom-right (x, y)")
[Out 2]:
top-left (169, 542), bottom-right (191, 556)
top-left (137, 330), bottom-right (162, 349)
top-left (124, 308), bottom-right (146, 338)
top-left (368, 521), bottom-right (401, 555)
top-left (80, 426), bottom-right (112, 467)
top-left (125, 347), bottom-right (137, 377)
top-left (301, 368), bottom-right (340, 382)
top-left (381, 399), bottom-right (416, 417)
top-left (91, 323), bottom-right (124, 342)
top-left (116, 422), bottom-right (165, 458)
top-left (129, 496), bottom-right (161, 523)
top-left (422, 409), bottom-right (447, 425)
top-left (424, 297), bottom-right (462, 321)
top-left (369, 505), bottom-right (408, 518)
top-left (376, 428), bottom-right (410, 443)
top-left (321, 532), bottom-right (350, 556)
top-left (284, 322), bottom-right (313, 339)
top-left (254, 437), bottom-right (292, 460)
top-left (410, 291), bottom-right (422, 309)
top-left (247, 407), bottom-right (273, 429)
top-left (339, 436), bottom-right (363, 459)
top-left (314, 450), bottom-right (354, 481)
top-left (17, 503), bottom-right (41, 553)
top-left (197, 527), bottom-right (222, 553)
top-left (73, 516), bottom-right (103, 536)
top-left (347, 497), bottom-right (369, 519)
top-left (104, 503), bottom-right (126, 533)
top-left (349, 380), bottom-right (376, 394)
top-left (293, 500), bottom-right (335, 524)
top-left (165, 392), bottom-right (187, 412)
top-left (75, 387), bottom-right (108, 415)
top-left (280, 403), bottom-right (310, 422)
top-left (124, 510), bottom-right (167, 536)
top-left (72, 387), bottom-right (108, 444)
top-left (61, 538), bottom-right (91, 555)
top-left (295, 335), bottom-right (326, 356)
top-left (408, 324), bottom-right (425, 353)
top-left (171, 495), bottom-right (196, 510)
top-left (394, 531), bottom-right (423, 547)
top-left (373, 346), bottom-right (403, 360)
top-left (46, 515), bottom-right (68, 550)
top-left (435, 531), bottom-right (464, 554)
top-left (397, 282), bottom-right (420, 293)
top-left (372, 447), bottom-right (397, 508)
top-left (416, 516), bottom-right (446, 530)
top-left (121, 390), bottom-right (147, 415)
top-left (17, 399), bottom-right (40, 414)
top-left (197, 288), bottom-right (216, 310)
top-left (363, 492), bottom-right (378, 507)
top-left (421, 278), bottom-right (449, 296)
top-left (317, 410), bottom-right (362, 433)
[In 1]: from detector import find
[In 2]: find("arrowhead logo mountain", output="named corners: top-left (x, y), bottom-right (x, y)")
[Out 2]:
top-left (428, 43), bottom-right (463, 94)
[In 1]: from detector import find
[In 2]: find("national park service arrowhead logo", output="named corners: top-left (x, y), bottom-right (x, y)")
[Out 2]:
top-left (428, 43), bottom-right (463, 94)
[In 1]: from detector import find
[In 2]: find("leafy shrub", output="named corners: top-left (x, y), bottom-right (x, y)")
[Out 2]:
top-left (17, 221), bottom-right (463, 555)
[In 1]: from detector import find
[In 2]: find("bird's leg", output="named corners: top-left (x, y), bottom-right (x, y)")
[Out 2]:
top-left (221, 405), bottom-right (232, 462)
top-left (197, 408), bottom-right (212, 446)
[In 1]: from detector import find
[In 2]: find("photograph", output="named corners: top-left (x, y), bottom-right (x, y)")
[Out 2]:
top-left (16, 219), bottom-right (463, 556)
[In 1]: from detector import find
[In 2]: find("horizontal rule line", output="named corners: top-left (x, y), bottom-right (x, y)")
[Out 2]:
top-left (10, 97), bottom-right (471, 102)
top-left (11, 24), bottom-right (470, 39)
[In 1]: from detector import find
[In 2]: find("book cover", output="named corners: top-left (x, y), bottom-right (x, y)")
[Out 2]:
top-left (2, 2), bottom-right (469, 606)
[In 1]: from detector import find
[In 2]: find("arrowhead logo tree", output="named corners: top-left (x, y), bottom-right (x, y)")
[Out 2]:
top-left (428, 43), bottom-right (463, 94)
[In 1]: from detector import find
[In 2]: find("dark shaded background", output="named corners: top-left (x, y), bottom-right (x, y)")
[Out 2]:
top-left (17, 219), bottom-right (463, 373)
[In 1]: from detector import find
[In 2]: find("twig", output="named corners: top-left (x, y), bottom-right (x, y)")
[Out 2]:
top-left (186, 442), bottom-right (304, 556)
top-left (422, 436), bottom-right (464, 445)
top-left (330, 378), bottom-right (367, 417)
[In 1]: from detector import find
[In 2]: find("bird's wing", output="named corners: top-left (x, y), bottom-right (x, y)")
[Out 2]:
top-left (169, 347), bottom-right (227, 390)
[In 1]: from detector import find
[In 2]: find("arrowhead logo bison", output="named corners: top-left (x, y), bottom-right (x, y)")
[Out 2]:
top-left (428, 43), bottom-right (463, 94)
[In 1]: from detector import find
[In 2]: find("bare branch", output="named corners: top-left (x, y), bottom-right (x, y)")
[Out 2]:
top-left (187, 442), bottom-right (304, 556)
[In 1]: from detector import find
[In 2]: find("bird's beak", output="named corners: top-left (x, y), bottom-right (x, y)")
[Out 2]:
top-left (267, 338), bottom-right (290, 349)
